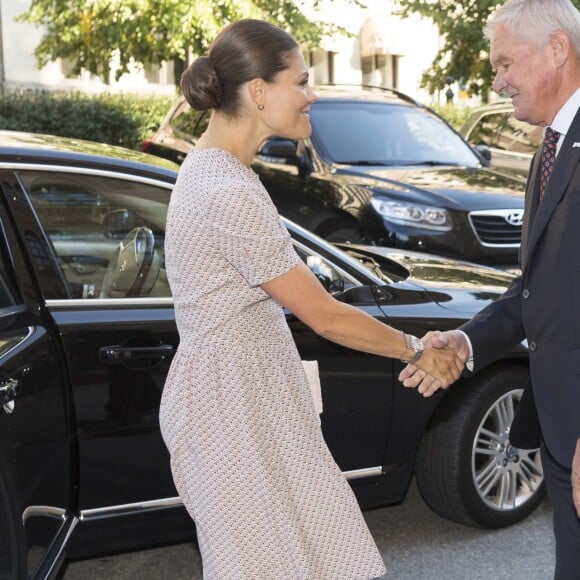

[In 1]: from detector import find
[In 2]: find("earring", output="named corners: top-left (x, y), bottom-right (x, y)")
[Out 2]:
top-left (257, 103), bottom-right (264, 111)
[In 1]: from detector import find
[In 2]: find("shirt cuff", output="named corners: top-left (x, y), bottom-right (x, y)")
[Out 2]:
top-left (457, 330), bottom-right (474, 372)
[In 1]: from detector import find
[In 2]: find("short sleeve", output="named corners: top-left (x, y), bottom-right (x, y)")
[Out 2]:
top-left (211, 186), bottom-right (300, 287)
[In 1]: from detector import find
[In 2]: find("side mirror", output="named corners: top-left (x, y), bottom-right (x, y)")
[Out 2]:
top-left (473, 144), bottom-right (492, 165)
top-left (306, 256), bottom-right (345, 294)
top-left (257, 137), bottom-right (299, 164)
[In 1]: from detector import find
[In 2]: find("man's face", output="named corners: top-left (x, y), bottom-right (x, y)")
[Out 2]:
top-left (489, 23), bottom-right (557, 126)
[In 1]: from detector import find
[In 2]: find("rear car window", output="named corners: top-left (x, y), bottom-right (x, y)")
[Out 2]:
top-left (469, 112), bottom-right (541, 155)
top-left (170, 102), bottom-right (209, 139)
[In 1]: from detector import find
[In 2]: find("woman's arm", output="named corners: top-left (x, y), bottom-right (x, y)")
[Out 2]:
top-left (261, 261), bottom-right (464, 391)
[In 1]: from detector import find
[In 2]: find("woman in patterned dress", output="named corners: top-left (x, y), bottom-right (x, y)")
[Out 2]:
top-left (159, 19), bottom-right (463, 580)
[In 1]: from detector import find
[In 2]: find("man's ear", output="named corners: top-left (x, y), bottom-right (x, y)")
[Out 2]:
top-left (550, 30), bottom-right (570, 68)
top-left (248, 78), bottom-right (265, 109)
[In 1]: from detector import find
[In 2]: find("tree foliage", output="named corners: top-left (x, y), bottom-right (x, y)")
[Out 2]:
top-left (17, 0), bottom-right (350, 83)
top-left (396, 0), bottom-right (580, 98)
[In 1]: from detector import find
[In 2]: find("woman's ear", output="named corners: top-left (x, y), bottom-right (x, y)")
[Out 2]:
top-left (248, 78), bottom-right (265, 110)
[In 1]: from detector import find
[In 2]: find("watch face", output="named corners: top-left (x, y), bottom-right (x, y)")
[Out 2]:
top-left (411, 335), bottom-right (424, 352)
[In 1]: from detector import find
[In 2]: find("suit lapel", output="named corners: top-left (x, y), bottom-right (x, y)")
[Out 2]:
top-left (523, 109), bottom-right (580, 268)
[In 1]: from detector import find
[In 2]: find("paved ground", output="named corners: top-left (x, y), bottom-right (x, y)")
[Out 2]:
top-left (60, 477), bottom-right (555, 579)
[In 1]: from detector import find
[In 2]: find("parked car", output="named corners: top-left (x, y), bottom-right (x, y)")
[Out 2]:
top-left (0, 131), bottom-right (543, 580)
top-left (460, 98), bottom-right (541, 178)
top-left (144, 85), bottom-right (527, 271)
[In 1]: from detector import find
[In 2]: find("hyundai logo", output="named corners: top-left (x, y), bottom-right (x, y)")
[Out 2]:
top-left (505, 211), bottom-right (524, 227)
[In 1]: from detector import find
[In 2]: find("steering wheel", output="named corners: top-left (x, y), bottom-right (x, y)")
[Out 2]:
top-left (100, 227), bottom-right (161, 298)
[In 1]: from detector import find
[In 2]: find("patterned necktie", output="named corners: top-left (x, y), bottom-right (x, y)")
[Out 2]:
top-left (539, 126), bottom-right (560, 201)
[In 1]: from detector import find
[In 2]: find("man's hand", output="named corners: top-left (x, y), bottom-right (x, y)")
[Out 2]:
top-left (409, 345), bottom-right (465, 397)
top-left (398, 330), bottom-right (470, 396)
top-left (573, 438), bottom-right (580, 518)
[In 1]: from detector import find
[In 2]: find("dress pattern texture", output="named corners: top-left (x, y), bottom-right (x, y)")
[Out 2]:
top-left (160, 148), bottom-right (386, 580)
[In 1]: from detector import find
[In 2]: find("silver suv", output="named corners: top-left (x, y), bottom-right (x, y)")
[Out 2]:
top-left (460, 99), bottom-right (541, 178)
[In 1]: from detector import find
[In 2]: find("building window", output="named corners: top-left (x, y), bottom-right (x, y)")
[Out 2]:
top-left (306, 50), bottom-right (334, 85)
top-left (361, 54), bottom-right (399, 89)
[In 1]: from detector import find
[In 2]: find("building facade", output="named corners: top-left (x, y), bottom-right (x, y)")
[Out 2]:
top-left (1, 0), bottom-right (446, 103)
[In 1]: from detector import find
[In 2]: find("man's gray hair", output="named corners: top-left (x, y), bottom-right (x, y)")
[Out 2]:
top-left (484, 0), bottom-right (580, 54)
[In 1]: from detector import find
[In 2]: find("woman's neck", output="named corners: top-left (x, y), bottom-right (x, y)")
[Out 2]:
top-left (196, 112), bottom-right (262, 167)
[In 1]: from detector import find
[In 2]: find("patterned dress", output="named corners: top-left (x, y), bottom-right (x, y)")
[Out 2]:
top-left (159, 148), bottom-right (386, 580)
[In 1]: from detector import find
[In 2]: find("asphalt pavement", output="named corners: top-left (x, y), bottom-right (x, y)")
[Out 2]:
top-left (60, 477), bottom-right (555, 579)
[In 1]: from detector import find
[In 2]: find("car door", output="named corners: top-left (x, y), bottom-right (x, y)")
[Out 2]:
top-left (286, 238), bottom-right (394, 482)
top-left (10, 167), bottom-right (180, 524)
top-left (0, 173), bottom-right (74, 580)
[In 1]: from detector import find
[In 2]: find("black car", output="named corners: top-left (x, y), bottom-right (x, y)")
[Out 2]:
top-left (144, 86), bottom-right (527, 271)
top-left (0, 131), bottom-right (542, 580)
top-left (460, 99), bottom-right (540, 178)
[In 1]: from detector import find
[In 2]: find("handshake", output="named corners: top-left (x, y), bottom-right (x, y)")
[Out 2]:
top-left (398, 330), bottom-right (471, 398)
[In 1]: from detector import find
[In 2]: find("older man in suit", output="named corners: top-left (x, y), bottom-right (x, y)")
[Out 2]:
top-left (401, 0), bottom-right (580, 577)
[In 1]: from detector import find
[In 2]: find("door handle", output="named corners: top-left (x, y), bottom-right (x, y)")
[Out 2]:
top-left (0, 377), bottom-right (19, 414)
top-left (99, 344), bottom-right (174, 363)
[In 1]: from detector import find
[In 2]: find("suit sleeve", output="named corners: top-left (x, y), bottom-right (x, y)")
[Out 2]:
top-left (460, 276), bottom-right (526, 372)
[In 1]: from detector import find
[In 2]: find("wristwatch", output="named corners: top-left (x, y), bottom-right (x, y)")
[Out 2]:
top-left (406, 335), bottom-right (424, 364)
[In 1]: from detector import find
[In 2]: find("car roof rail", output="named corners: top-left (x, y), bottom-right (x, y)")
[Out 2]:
top-left (476, 98), bottom-right (513, 110)
top-left (315, 83), bottom-right (420, 106)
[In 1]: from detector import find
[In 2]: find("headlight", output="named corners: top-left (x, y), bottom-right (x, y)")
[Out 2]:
top-left (370, 198), bottom-right (452, 231)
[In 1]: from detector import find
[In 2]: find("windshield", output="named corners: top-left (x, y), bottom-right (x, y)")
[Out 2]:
top-left (310, 102), bottom-right (479, 167)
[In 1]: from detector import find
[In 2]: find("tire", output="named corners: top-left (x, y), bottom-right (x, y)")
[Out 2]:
top-left (415, 365), bottom-right (545, 529)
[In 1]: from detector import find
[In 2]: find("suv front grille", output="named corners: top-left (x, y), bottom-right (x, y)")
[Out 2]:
top-left (468, 209), bottom-right (523, 247)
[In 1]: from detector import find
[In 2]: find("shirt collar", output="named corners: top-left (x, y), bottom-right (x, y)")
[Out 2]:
top-left (551, 87), bottom-right (580, 137)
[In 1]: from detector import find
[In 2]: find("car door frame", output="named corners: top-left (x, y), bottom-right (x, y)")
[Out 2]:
top-left (0, 168), bottom-right (77, 580)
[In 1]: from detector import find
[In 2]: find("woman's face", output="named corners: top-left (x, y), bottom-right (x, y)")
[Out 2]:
top-left (261, 48), bottom-right (317, 140)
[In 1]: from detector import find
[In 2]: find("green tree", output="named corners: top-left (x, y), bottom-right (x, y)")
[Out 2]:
top-left (17, 0), bottom-right (351, 83)
top-left (396, 0), bottom-right (580, 99)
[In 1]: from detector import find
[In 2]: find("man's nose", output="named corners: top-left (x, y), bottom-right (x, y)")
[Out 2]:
top-left (492, 73), bottom-right (505, 95)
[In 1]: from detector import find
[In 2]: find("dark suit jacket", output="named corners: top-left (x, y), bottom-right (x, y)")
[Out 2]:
top-left (460, 106), bottom-right (580, 468)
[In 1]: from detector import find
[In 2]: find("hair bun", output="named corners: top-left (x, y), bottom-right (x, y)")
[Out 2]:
top-left (181, 55), bottom-right (223, 111)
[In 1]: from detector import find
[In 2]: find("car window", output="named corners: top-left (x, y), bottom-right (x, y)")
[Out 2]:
top-left (310, 102), bottom-right (478, 166)
top-left (0, 269), bottom-right (16, 309)
top-left (468, 111), bottom-right (541, 155)
top-left (292, 242), bottom-right (360, 294)
top-left (466, 112), bottom-right (509, 148)
top-left (170, 102), bottom-right (209, 139)
top-left (504, 118), bottom-right (542, 155)
top-left (17, 170), bottom-right (171, 300)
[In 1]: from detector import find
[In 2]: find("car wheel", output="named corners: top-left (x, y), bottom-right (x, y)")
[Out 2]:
top-left (415, 365), bottom-right (545, 528)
